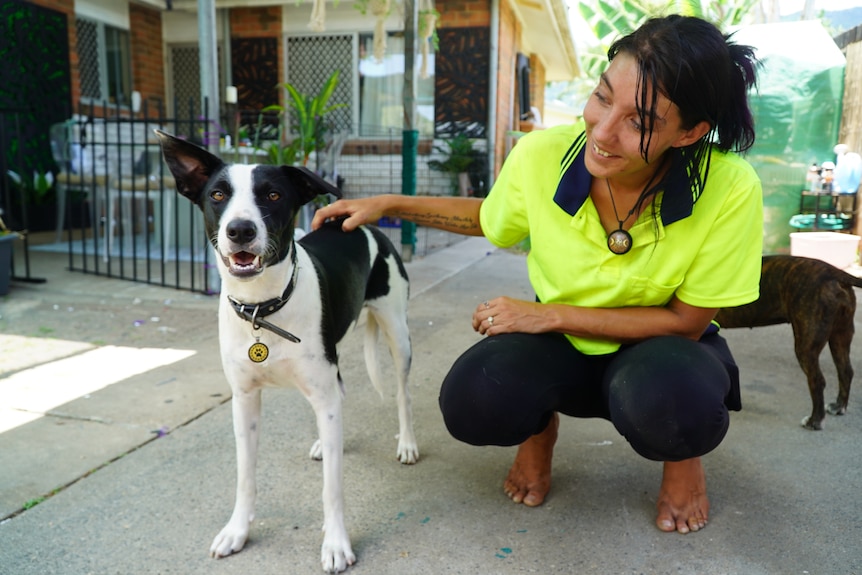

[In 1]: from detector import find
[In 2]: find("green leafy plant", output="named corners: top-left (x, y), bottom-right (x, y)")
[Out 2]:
top-left (6, 169), bottom-right (54, 206)
top-left (428, 133), bottom-right (483, 196)
top-left (428, 133), bottom-right (479, 175)
top-left (262, 70), bottom-right (346, 167)
top-left (22, 497), bottom-right (46, 510)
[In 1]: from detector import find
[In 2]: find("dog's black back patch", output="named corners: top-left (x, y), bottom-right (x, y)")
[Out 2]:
top-left (364, 225), bottom-right (408, 301)
top-left (300, 225), bottom-right (373, 362)
top-left (300, 223), bottom-right (407, 364)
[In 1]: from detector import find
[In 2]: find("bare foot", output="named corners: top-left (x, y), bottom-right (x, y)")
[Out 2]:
top-left (503, 412), bottom-right (559, 507)
top-left (655, 457), bottom-right (709, 534)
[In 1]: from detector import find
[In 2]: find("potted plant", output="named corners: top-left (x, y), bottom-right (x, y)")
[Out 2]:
top-left (258, 70), bottom-right (347, 230)
top-left (6, 169), bottom-right (55, 231)
top-left (260, 69), bottom-right (346, 168)
top-left (428, 133), bottom-right (480, 196)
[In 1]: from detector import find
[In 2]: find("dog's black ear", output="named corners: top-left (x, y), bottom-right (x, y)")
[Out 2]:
top-left (281, 165), bottom-right (343, 205)
top-left (155, 129), bottom-right (224, 204)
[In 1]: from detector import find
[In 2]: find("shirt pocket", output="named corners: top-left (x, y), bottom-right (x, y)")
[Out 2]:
top-left (624, 275), bottom-right (684, 307)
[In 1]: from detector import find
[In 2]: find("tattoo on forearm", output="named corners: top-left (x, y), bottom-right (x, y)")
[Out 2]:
top-left (392, 211), bottom-right (478, 230)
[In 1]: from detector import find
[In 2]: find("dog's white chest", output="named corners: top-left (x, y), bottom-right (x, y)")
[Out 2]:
top-left (218, 289), bottom-right (325, 395)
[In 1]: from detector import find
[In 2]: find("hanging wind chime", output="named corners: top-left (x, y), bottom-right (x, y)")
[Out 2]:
top-left (308, 0), bottom-right (326, 31)
top-left (303, 0), bottom-right (437, 66)
top-left (370, 0), bottom-right (392, 61)
top-left (418, 0), bottom-right (438, 79)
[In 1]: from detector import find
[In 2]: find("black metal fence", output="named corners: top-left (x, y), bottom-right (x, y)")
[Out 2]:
top-left (0, 105), bottom-right (47, 288)
top-left (46, 99), bottom-right (220, 293)
top-left (3, 99), bottom-right (472, 294)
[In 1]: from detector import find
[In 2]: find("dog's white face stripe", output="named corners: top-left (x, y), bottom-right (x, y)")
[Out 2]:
top-left (217, 164), bottom-right (265, 255)
top-left (223, 164), bottom-right (259, 221)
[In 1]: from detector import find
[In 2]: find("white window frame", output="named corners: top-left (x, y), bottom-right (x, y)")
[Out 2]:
top-left (76, 16), bottom-right (133, 108)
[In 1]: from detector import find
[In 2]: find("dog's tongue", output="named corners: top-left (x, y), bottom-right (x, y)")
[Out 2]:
top-left (233, 251), bottom-right (256, 266)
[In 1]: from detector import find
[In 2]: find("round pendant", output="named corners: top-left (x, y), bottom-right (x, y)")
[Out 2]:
top-left (607, 229), bottom-right (633, 255)
top-left (248, 342), bottom-right (269, 363)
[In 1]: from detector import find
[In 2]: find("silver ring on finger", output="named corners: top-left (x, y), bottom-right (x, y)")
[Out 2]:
top-left (483, 300), bottom-right (490, 309)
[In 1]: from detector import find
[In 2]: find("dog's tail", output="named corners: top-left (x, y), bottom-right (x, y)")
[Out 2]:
top-left (364, 312), bottom-right (386, 399)
top-left (844, 268), bottom-right (862, 289)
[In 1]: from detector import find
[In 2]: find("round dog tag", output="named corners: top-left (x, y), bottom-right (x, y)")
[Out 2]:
top-left (248, 342), bottom-right (269, 363)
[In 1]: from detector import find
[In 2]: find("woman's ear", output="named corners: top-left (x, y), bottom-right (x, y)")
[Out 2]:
top-left (673, 120), bottom-right (711, 148)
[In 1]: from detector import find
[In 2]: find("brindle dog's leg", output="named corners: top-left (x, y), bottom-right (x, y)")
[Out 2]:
top-left (791, 317), bottom-right (831, 430)
top-left (827, 285), bottom-right (855, 416)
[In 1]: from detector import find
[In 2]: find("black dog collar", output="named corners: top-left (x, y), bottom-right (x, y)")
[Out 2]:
top-left (227, 243), bottom-right (302, 344)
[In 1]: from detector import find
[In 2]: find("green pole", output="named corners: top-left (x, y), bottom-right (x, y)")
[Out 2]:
top-left (401, 129), bottom-right (418, 261)
top-left (401, 0), bottom-right (417, 262)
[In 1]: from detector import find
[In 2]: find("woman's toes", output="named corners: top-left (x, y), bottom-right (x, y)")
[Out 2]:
top-left (656, 512), bottom-right (676, 532)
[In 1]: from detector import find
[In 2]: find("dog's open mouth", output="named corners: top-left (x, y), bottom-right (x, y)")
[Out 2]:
top-left (225, 251), bottom-right (263, 277)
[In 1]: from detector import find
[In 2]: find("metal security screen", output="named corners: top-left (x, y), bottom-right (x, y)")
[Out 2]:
top-left (170, 45), bottom-right (203, 113)
top-left (76, 18), bottom-right (101, 101)
top-left (169, 45), bottom-right (225, 116)
top-left (286, 35), bottom-right (353, 134)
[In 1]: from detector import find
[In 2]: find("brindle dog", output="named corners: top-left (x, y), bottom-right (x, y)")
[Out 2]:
top-left (715, 254), bottom-right (861, 430)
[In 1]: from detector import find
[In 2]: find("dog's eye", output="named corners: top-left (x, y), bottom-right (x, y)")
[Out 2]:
top-left (211, 190), bottom-right (226, 202)
top-left (268, 192), bottom-right (280, 201)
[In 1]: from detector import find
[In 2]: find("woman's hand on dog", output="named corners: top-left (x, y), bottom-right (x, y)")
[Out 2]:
top-left (312, 197), bottom-right (388, 232)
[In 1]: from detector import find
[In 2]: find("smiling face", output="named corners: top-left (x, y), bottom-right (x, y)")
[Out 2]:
top-left (582, 53), bottom-right (707, 190)
top-left (205, 164), bottom-right (300, 278)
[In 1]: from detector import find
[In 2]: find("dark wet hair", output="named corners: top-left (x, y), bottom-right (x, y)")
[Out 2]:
top-left (608, 15), bottom-right (759, 195)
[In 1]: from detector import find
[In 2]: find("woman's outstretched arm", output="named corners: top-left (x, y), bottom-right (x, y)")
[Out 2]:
top-left (311, 194), bottom-right (485, 236)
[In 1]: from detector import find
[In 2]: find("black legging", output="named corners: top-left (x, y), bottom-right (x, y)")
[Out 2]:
top-left (438, 332), bottom-right (739, 462)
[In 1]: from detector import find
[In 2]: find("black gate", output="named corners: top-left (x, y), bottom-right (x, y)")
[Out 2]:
top-left (52, 100), bottom-right (219, 294)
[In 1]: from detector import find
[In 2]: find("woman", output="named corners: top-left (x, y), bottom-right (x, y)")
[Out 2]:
top-left (312, 15), bottom-right (762, 534)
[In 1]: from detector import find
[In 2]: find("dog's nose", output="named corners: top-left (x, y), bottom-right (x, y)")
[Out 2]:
top-left (226, 219), bottom-right (257, 244)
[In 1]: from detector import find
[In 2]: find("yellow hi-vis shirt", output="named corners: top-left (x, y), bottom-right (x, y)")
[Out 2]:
top-left (480, 121), bottom-right (763, 355)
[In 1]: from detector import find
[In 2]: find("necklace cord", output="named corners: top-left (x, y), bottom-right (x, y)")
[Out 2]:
top-left (603, 152), bottom-right (671, 228)
top-left (605, 179), bottom-right (637, 228)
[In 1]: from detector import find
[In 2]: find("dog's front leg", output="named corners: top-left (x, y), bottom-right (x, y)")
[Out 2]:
top-left (211, 388), bottom-right (262, 558)
top-left (310, 385), bottom-right (356, 573)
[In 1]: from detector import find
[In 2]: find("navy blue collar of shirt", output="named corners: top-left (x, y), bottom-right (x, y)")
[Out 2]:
top-left (554, 134), bottom-right (695, 226)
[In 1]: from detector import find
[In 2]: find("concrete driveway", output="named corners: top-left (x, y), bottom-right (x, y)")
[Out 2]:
top-left (1, 238), bottom-right (860, 574)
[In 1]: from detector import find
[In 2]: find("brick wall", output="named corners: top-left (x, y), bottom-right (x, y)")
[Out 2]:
top-left (230, 5), bottom-right (282, 37)
top-left (438, 0), bottom-right (491, 27)
top-left (129, 3), bottom-right (165, 114)
top-left (495, 0), bottom-right (519, 176)
top-left (530, 53), bottom-right (546, 122)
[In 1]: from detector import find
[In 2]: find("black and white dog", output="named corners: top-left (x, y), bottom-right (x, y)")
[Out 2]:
top-left (156, 131), bottom-right (417, 572)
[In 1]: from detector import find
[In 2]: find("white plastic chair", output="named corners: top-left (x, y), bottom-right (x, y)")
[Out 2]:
top-left (49, 120), bottom-right (110, 244)
top-left (109, 150), bottom-right (175, 257)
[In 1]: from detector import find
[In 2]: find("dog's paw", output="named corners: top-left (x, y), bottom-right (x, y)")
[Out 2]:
top-left (210, 523), bottom-right (250, 558)
top-left (320, 537), bottom-right (356, 573)
top-left (800, 415), bottom-right (824, 430)
top-left (309, 438), bottom-right (323, 460)
top-left (396, 435), bottom-right (419, 465)
top-left (827, 401), bottom-right (847, 416)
